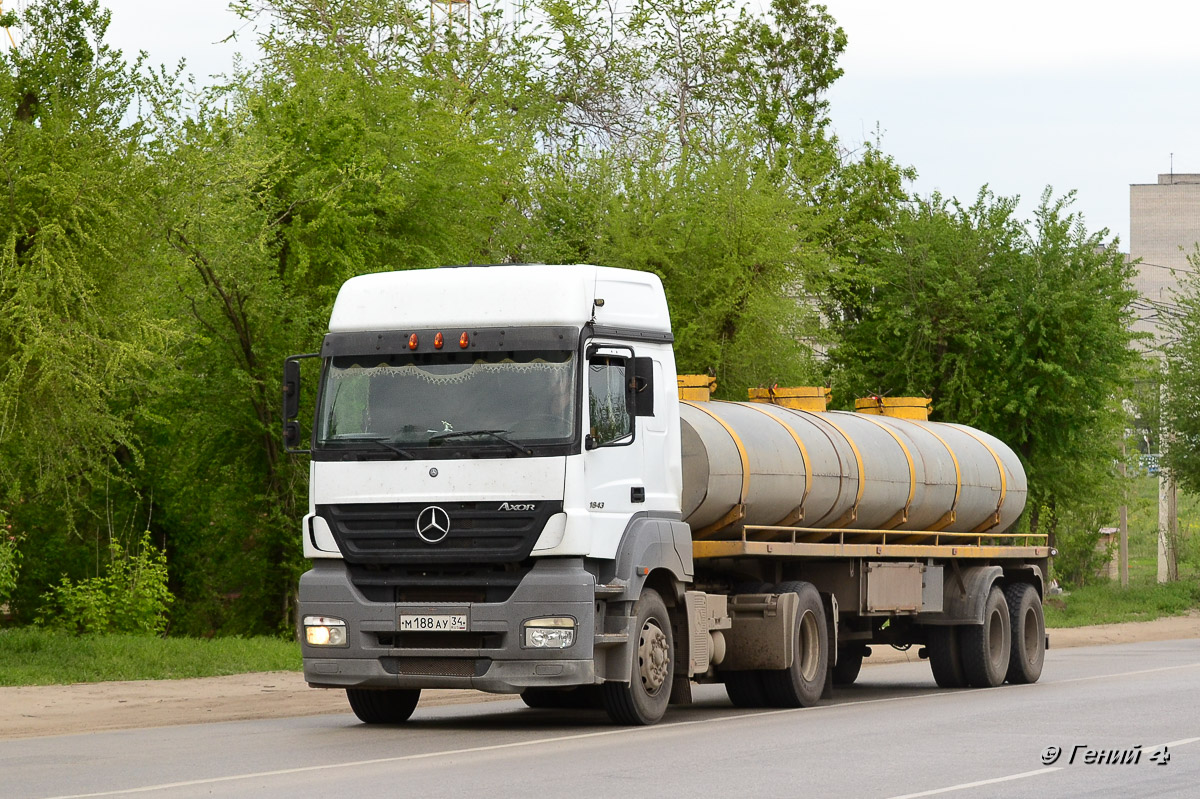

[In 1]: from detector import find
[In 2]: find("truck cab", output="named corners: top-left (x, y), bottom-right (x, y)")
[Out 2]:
top-left (291, 264), bottom-right (692, 723)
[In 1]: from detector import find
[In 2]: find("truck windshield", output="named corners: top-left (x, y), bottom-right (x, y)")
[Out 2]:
top-left (315, 350), bottom-right (577, 453)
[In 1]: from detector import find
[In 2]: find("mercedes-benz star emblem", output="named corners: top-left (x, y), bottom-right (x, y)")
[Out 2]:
top-left (416, 505), bottom-right (451, 544)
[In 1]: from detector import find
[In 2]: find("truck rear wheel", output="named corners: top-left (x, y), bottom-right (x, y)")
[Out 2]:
top-left (1004, 583), bottom-right (1045, 684)
top-left (346, 688), bottom-right (421, 724)
top-left (761, 581), bottom-right (828, 707)
top-left (724, 671), bottom-right (769, 707)
top-left (960, 585), bottom-right (1011, 688)
top-left (602, 588), bottom-right (674, 725)
top-left (926, 625), bottom-right (966, 688)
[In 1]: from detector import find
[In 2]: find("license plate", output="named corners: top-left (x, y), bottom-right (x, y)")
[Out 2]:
top-left (399, 614), bottom-right (467, 632)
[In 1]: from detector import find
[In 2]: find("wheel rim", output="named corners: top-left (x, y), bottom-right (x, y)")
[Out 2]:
top-left (638, 618), bottom-right (670, 696)
top-left (798, 609), bottom-right (820, 682)
top-left (987, 607), bottom-right (1005, 667)
top-left (1022, 606), bottom-right (1039, 658)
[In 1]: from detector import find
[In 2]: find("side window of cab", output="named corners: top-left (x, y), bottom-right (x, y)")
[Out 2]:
top-left (588, 355), bottom-right (632, 447)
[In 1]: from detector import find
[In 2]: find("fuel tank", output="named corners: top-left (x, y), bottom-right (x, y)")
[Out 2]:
top-left (679, 401), bottom-right (1026, 537)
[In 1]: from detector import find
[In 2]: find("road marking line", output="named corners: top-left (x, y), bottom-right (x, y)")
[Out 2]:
top-left (1051, 662), bottom-right (1200, 685)
top-left (885, 767), bottom-right (1061, 798)
top-left (1159, 736), bottom-right (1200, 748)
top-left (40, 662), bottom-right (1200, 798)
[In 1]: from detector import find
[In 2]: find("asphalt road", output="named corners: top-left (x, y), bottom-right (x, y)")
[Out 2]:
top-left (3, 639), bottom-right (1198, 799)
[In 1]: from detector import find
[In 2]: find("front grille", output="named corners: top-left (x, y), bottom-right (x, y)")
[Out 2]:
top-left (347, 562), bottom-right (533, 603)
top-left (317, 501), bottom-right (562, 566)
top-left (383, 657), bottom-right (488, 677)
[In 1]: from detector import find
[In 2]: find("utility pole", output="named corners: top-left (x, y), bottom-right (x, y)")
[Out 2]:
top-left (1119, 444), bottom-right (1128, 587)
top-left (1158, 383), bottom-right (1178, 582)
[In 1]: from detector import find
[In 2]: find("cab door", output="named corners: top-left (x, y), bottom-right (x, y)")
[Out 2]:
top-left (581, 344), bottom-right (646, 520)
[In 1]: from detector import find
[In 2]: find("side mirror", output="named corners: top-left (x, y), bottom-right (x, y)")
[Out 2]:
top-left (283, 420), bottom-right (302, 449)
top-left (283, 359), bottom-right (301, 420)
top-left (282, 353), bottom-right (319, 455)
top-left (631, 357), bottom-right (654, 417)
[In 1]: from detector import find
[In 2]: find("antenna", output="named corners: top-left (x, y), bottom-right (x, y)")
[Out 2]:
top-left (1170, 152), bottom-right (1174, 183)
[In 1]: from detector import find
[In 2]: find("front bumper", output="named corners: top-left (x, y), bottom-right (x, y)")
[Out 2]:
top-left (299, 557), bottom-right (596, 693)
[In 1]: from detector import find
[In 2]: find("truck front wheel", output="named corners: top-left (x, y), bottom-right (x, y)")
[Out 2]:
top-left (761, 581), bottom-right (828, 707)
top-left (346, 688), bottom-right (421, 724)
top-left (602, 588), bottom-right (674, 725)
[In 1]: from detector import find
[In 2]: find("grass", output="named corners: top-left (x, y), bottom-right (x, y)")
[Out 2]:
top-left (1043, 475), bottom-right (1200, 627)
top-left (0, 628), bottom-right (300, 686)
top-left (1044, 578), bottom-right (1200, 628)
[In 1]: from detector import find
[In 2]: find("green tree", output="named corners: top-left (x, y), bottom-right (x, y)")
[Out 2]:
top-left (1163, 256), bottom-right (1200, 493)
top-left (823, 188), bottom-right (1139, 549)
top-left (0, 0), bottom-right (174, 616)
top-left (141, 0), bottom-right (542, 633)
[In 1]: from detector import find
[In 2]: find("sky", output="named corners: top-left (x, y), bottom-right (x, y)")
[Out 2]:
top-left (7, 0), bottom-right (1198, 248)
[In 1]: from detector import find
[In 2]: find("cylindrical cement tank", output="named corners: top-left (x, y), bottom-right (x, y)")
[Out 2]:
top-left (679, 401), bottom-right (1026, 537)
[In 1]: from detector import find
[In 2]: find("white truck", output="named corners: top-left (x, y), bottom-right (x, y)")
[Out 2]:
top-left (282, 263), bottom-right (1051, 725)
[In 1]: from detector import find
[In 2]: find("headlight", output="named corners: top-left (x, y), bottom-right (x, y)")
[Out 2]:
top-left (523, 617), bottom-right (576, 649)
top-left (304, 615), bottom-right (348, 647)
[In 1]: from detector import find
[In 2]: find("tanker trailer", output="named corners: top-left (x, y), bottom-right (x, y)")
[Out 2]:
top-left (676, 382), bottom-right (1047, 706)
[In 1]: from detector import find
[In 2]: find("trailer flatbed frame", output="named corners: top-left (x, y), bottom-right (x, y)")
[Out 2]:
top-left (692, 525), bottom-right (1052, 561)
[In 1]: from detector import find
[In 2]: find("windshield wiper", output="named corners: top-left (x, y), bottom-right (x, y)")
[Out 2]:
top-left (428, 429), bottom-right (533, 456)
top-left (337, 436), bottom-right (416, 459)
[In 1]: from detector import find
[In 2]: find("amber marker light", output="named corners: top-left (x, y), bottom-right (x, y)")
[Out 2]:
top-left (434, 332), bottom-right (445, 349)
top-left (459, 331), bottom-right (469, 349)
top-left (408, 333), bottom-right (419, 350)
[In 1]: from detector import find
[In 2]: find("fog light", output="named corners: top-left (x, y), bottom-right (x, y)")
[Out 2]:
top-left (523, 617), bottom-right (576, 649)
top-left (304, 615), bottom-right (348, 647)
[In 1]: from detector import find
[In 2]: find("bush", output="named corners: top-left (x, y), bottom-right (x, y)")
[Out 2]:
top-left (1053, 522), bottom-right (1113, 588)
top-left (0, 509), bottom-right (20, 608)
top-left (36, 532), bottom-right (173, 635)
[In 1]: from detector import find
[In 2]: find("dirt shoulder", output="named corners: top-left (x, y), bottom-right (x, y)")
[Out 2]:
top-left (3, 613), bottom-right (1198, 741)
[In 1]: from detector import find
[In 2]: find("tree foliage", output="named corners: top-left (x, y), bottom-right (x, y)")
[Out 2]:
top-left (1164, 257), bottom-right (1200, 493)
top-left (823, 188), bottom-right (1140, 542)
top-left (0, 0), bottom-right (176, 616)
top-left (0, 0), bottom-right (1145, 629)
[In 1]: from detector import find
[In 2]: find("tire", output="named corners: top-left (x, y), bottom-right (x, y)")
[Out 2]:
top-left (832, 646), bottom-right (864, 686)
top-left (1004, 583), bottom-right (1045, 684)
top-left (724, 670), bottom-right (769, 708)
top-left (520, 688), bottom-right (562, 709)
top-left (926, 625), bottom-right (966, 688)
top-left (960, 585), bottom-right (1011, 688)
top-left (346, 688), bottom-right (421, 724)
top-left (521, 686), bottom-right (602, 709)
top-left (602, 588), bottom-right (674, 725)
top-left (722, 581), bottom-right (770, 708)
top-left (760, 581), bottom-right (829, 708)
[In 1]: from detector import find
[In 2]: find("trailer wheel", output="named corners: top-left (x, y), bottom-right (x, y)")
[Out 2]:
top-left (1004, 583), bottom-right (1045, 684)
top-left (926, 626), bottom-right (966, 688)
top-left (832, 646), bottom-right (864, 686)
top-left (346, 688), bottom-right (421, 724)
top-left (960, 585), bottom-right (1011, 688)
top-left (761, 581), bottom-right (828, 708)
top-left (602, 588), bottom-right (673, 725)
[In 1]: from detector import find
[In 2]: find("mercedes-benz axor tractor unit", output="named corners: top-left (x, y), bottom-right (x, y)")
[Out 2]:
top-left (282, 263), bottom-right (1051, 725)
